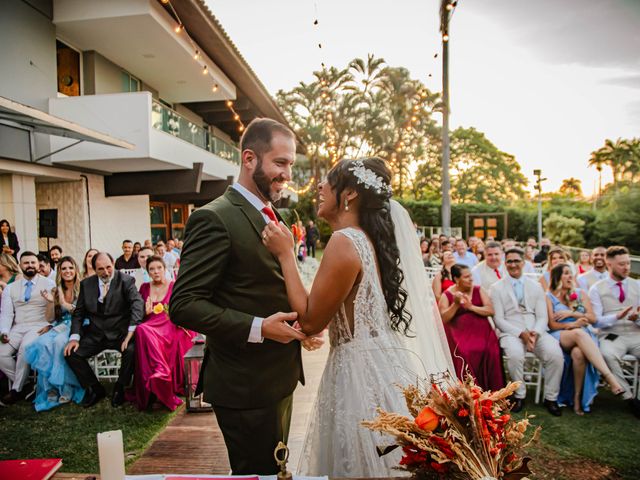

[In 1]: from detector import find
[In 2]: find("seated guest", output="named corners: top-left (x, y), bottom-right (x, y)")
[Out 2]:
top-left (420, 238), bottom-right (430, 266)
top-left (0, 219), bottom-right (20, 260)
top-left (503, 239), bottom-right (535, 274)
top-left (439, 264), bottom-right (504, 391)
top-left (539, 246), bottom-right (565, 291)
top-left (155, 241), bottom-right (177, 278)
top-left (115, 239), bottom-right (140, 270)
top-left (0, 252), bottom-right (55, 405)
top-left (25, 256), bottom-right (85, 411)
top-left (577, 250), bottom-right (593, 275)
top-left (533, 237), bottom-right (551, 264)
top-left (132, 247), bottom-right (172, 288)
top-left (0, 253), bottom-right (20, 294)
top-left (38, 254), bottom-right (56, 282)
top-left (167, 238), bottom-right (181, 258)
top-left (589, 246), bottom-right (640, 418)
top-left (127, 256), bottom-right (195, 410)
top-left (453, 239), bottom-right (478, 268)
top-left (432, 251), bottom-right (456, 300)
top-left (49, 245), bottom-right (63, 270)
top-left (82, 249), bottom-right (98, 279)
top-left (426, 239), bottom-right (442, 268)
top-left (577, 246), bottom-right (607, 291)
top-left (440, 239), bottom-right (452, 253)
top-left (490, 247), bottom-right (564, 416)
top-left (472, 241), bottom-right (504, 291)
top-left (475, 241), bottom-right (485, 262)
top-left (64, 252), bottom-right (143, 408)
top-left (546, 263), bottom-right (624, 415)
top-left (133, 242), bottom-right (142, 256)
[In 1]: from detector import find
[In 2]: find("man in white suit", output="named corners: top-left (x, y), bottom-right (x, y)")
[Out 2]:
top-left (490, 247), bottom-right (564, 416)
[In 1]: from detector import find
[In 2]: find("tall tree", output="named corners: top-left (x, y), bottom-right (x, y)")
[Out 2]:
top-left (559, 177), bottom-right (583, 197)
top-left (589, 137), bottom-right (640, 185)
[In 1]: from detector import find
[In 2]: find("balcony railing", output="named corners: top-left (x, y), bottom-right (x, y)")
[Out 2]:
top-left (151, 100), bottom-right (240, 164)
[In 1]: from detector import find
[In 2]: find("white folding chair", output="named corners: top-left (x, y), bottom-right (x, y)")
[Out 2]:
top-left (621, 354), bottom-right (639, 399)
top-left (90, 349), bottom-right (121, 382)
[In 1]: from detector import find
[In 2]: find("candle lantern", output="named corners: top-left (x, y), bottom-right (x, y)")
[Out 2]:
top-left (184, 341), bottom-right (212, 412)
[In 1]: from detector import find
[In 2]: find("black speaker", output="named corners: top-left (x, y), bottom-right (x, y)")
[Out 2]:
top-left (39, 209), bottom-right (58, 238)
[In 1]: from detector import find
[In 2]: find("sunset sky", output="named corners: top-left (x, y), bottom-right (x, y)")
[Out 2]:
top-left (207, 0), bottom-right (640, 195)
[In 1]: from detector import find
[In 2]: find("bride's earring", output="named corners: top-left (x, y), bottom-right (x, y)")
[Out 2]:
top-left (344, 199), bottom-right (349, 211)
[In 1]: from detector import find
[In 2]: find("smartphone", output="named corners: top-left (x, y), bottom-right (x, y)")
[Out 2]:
top-left (604, 333), bottom-right (619, 341)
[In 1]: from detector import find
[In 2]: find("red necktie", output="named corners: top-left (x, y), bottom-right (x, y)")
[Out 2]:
top-left (262, 206), bottom-right (277, 223)
top-left (616, 281), bottom-right (625, 303)
top-left (494, 268), bottom-right (501, 280)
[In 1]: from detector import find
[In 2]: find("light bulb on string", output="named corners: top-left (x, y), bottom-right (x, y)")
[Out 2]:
top-left (202, 65), bottom-right (208, 75)
top-left (226, 100), bottom-right (233, 107)
top-left (234, 114), bottom-right (240, 121)
top-left (194, 50), bottom-right (200, 60)
top-left (161, 0), bottom-right (169, 4)
top-left (212, 84), bottom-right (219, 92)
top-left (446, 3), bottom-right (453, 11)
top-left (238, 125), bottom-right (244, 132)
top-left (175, 23), bottom-right (183, 33)
top-left (443, 34), bottom-right (449, 42)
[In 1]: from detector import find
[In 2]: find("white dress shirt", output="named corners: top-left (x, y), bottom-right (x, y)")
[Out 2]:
top-left (231, 183), bottom-right (277, 343)
top-left (589, 276), bottom-right (640, 329)
top-left (0, 276), bottom-right (56, 335)
top-left (577, 269), bottom-right (608, 292)
top-left (453, 250), bottom-right (478, 268)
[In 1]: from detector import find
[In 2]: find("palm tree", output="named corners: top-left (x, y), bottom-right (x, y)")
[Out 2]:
top-left (589, 138), bottom-right (637, 185)
top-left (559, 177), bottom-right (583, 197)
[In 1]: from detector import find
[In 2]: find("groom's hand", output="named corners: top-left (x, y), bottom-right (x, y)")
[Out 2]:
top-left (262, 312), bottom-right (306, 344)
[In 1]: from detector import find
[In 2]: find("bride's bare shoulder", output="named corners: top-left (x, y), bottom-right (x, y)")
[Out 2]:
top-left (320, 232), bottom-right (360, 270)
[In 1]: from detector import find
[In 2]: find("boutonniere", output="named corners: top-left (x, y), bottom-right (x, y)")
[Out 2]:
top-left (152, 303), bottom-right (170, 315)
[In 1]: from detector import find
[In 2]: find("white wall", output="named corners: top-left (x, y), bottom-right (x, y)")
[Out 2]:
top-left (0, 174), bottom-right (38, 255)
top-left (85, 174), bottom-right (151, 257)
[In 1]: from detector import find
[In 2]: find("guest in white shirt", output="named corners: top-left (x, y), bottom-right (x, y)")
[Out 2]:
top-left (577, 246), bottom-right (608, 291)
top-left (472, 241), bottom-right (504, 291)
top-left (155, 241), bottom-right (177, 278)
top-left (38, 254), bottom-right (56, 282)
top-left (0, 251), bottom-right (55, 405)
top-left (453, 239), bottom-right (478, 268)
top-left (588, 246), bottom-right (640, 417)
top-left (130, 247), bottom-right (172, 288)
top-left (490, 247), bottom-right (564, 416)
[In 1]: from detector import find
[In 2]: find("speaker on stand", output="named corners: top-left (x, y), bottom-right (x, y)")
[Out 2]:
top-left (39, 209), bottom-right (58, 252)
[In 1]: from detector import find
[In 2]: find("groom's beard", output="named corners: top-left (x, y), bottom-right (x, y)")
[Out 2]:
top-left (253, 158), bottom-right (285, 203)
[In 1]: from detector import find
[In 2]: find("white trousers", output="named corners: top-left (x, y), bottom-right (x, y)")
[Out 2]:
top-left (0, 323), bottom-right (47, 392)
top-left (599, 331), bottom-right (640, 400)
top-left (500, 332), bottom-right (564, 401)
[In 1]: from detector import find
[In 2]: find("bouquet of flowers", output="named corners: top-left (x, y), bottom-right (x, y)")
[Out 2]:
top-left (362, 375), bottom-right (539, 480)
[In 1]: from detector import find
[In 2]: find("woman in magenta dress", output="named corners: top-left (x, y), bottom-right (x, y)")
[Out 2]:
top-left (438, 264), bottom-right (505, 391)
top-left (128, 255), bottom-right (195, 410)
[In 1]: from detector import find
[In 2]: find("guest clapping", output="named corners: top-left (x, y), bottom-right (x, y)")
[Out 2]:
top-left (127, 256), bottom-right (195, 410)
top-left (0, 252), bottom-right (55, 405)
top-left (546, 263), bottom-right (624, 415)
top-left (25, 256), bottom-right (85, 410)
top-left (439, 264), bottom-right (504, 391)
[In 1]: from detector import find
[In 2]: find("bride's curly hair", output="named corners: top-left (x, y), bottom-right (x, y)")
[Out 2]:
top-left (327, 157), bottom-right (412, 335)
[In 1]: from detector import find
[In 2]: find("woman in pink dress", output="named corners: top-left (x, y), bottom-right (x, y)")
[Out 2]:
top-left (438, 263), bottom-right (505, 391)
top-left (128, 255), bottom-right (195, 410)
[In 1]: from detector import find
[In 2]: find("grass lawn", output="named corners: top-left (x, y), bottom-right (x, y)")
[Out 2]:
top-left (516, 389), bottom-right (640, 479)
top-left (0, 384), bottom-right (178, 473)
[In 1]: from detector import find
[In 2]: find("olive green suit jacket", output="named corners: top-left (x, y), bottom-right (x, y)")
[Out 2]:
top-left (170, 187), bottom-right (304, 409)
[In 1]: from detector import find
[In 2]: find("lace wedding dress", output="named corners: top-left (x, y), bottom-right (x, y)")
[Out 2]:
top-left (297, 227), bottom-right (423, 477)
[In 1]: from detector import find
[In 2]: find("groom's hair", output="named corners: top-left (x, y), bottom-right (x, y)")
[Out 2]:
top-left (240, 118), bottom-right (295, 159)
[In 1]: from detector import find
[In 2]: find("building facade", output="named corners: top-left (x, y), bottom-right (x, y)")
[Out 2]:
top-left (0, 0), bottom-right (293, 262)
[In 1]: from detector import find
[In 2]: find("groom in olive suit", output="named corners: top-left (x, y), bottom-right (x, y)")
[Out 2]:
top-left (170, 118), bottom-right (306, 474)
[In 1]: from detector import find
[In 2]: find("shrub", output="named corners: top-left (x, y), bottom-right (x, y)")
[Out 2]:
top-left (543, 213), bottom-right (586, 246)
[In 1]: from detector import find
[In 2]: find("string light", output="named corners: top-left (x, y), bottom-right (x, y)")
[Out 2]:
top-left (202, 65), bottom-right (208, 74)
top-left (286, 177), bottom-right (316, 195)
top-left (175, 23), bottom-right (183, 33)
top-left (212, 84), bottom-right (218, 92)
top-left (194, 49), bottom-right (200, 60)
top-left (442, 34), bottom-right (449, 42)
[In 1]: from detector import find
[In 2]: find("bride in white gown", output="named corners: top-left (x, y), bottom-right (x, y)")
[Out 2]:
top-left (262, 157), bottom-right (455, 477)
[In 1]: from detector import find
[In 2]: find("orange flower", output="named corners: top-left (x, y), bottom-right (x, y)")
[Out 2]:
top-left (415, 407), bottom-right (439, 431)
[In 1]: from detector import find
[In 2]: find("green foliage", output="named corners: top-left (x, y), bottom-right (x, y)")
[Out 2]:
top-left (558, 177), bottom-right (583, 197)
top-left (0, 388), bottom-right (177, 472)
top-left (543, 212), bottom-right (586, 246)
top-left (276, 54), bottom-right (441, 193)
top-left (412, 127), bottom-right (529, 204)
top-left (593, 183), bottom-right (640, 253)
top-left (589, 137), bottom-right (640, 185)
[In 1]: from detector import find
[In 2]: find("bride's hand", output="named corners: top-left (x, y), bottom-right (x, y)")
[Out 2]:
top-left (262, 221), bottom-right (295, 258)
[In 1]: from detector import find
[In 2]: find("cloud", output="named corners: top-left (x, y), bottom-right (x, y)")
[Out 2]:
top-left (603, 75), bottom-right (640, 89)
top-left (466, 0), bottom-right (640, 70)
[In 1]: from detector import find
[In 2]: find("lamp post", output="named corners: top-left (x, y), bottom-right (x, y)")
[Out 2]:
top-left (533, 169), bottom-right (546, 245)
top-left (440, 1), bottom-right (454, 236)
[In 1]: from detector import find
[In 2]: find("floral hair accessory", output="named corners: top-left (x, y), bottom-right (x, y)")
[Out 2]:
top-left (348, 160), bottom-right (393, 196)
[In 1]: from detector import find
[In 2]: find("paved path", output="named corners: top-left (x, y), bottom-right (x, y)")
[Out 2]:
top-left (127, 342), bottom-right (329, 475)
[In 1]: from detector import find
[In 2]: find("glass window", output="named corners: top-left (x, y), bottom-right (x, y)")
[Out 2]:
top-left (151, 227), bottom-right (167, 244)
top-left (171, 207), bottom-right (183, 225)
top-left (150, 205), bottom-right (165, 225)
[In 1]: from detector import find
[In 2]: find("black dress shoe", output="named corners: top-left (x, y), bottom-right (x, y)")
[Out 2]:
top-left (628, 398), bottom-right (640, 419)
top-left (510, 397), bottom-right (525, 413)
top-left (111, 384), bottom-right (125, 407)
top-left (543, 399), bottom-right (562, 416)
top-left (82, 385), bottom-right (106, 408)
top-left (0, 390), bottom-right (20, 406)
